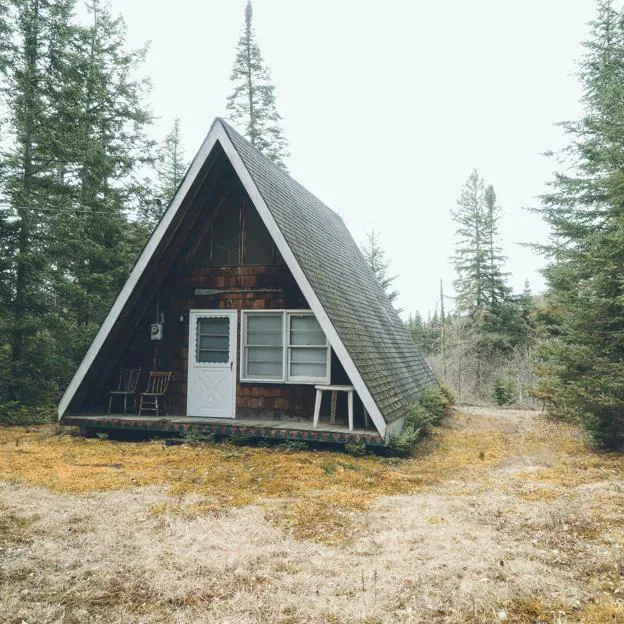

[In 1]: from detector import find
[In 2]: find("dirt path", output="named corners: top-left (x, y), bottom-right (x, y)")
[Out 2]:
top-left (1, 407), bottom-right (623, 623)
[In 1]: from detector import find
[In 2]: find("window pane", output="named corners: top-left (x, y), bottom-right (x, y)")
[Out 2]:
top-left (247, 329), bottom-right (282, 347)
top-left (196, 317), bottom-right (230, 363)
top-left (198, 349), bottom-right (228, 363)
top-left (289, 315), bottom-right (325, 346)
top-left (245, 203), bottom-right (276, 265)
top-left (211, 200), bottom-right (240, 265)
top-left (290, 362), bottom-right (327, 378)
top-left (199, 335), bottom-right (229, 351)
top-left (290, 347), bottom-right (327, 364)
top-left (248, 313), bottom-right (283, 333)
top-left (198, 318), bottom-right (229, 336)
top-left (246, 346), bottom-right (283, 378)
top-left (246, 314), bottom-right (283, 346)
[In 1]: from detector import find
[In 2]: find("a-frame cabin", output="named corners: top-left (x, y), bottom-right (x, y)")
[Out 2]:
top-left (58, 119), bottom-right (436, 445)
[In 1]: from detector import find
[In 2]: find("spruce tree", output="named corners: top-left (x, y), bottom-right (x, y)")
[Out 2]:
top-left (0, 0), bottom-right (154, 410)
top-left (483, 185), bottom-right (510, 306)
top-left (536, 0), bottom-right (624, 448)
top-left (361, 229), bottom-right (399, 305)
top-left (0, 0), bottom-right (77, 404)
top-left (226, 0), bottom-right (289, 168)
top-left (452, 170), bottom-right (489, 314)
top-left (451, 171), bottom-right (520, 397)
top-left (154, 118), bottom-right (188, 215)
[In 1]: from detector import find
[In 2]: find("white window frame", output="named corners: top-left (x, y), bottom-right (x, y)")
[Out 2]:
top-left (240, 310), bottom-right (331, 385)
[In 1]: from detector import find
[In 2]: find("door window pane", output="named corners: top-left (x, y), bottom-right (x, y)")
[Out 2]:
top-left (196, 317), bottom-right (230, 363)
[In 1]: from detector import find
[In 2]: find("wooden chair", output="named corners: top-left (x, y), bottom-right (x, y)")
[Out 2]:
top-left (108, 367), bottom-right (142, 415)
top-left (138, 371), bottom-right (173, 417)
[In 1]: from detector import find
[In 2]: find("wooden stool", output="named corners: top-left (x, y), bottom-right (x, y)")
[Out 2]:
top-left (313, 385), bottom-right (355, 431)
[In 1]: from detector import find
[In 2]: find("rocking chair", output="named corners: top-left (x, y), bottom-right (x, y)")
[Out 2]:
top-left (108, 367), bottom-right (142, 415)
top-left (138, 371), bottom-right (173, 417)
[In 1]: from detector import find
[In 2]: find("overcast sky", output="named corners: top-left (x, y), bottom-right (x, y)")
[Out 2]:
top-left (110, 0), bottom-right (597, 318)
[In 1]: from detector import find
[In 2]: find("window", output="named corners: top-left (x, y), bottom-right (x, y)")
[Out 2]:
top-left (288, 314), bottom-right (328, 380)
top-left (196, 317), bottom-right (230, 363)
top-left (243, 312), bottom-right (283, 379)
top-left (241, 311), bottom-right (330, 383)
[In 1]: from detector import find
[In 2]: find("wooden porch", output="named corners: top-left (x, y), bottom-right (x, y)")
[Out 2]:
top-left (61, 413), bottom-right (385, 446)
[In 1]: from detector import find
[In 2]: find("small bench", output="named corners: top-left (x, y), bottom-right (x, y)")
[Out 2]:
top-left (313, 385), bottom-right (356, 431)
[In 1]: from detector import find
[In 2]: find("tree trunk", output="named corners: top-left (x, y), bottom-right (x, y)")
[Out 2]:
top-left (10, 0), bottom-right (40, 400)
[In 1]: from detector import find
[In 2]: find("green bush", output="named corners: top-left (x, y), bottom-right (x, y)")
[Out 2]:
top-left (0, 402), bottom-right (56, 425)
top-left (387, 384), bottom-right (453, 456)
top-left (344, 442), bottom-right (368, 456)
top-left (386, 425), bottom-right (422, 457)
top-left (416, 385), bottom-right (452, 425)
top-left (492, 377), bottom-right (515, 406)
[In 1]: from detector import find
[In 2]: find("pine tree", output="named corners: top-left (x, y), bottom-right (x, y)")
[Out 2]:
top-left (452, 170), bottom-right (489, 314)
top-left (536, 0), bottom-right (624, 448)
top-left (361, 229), bottom-right (399, 305)
top-left (51, 0), bottom-right (154, 347)
top-left (226, 0), bottom-right (289, 169)
top-left (483, 185), bottom-right (509, 306)
top-left (0, 0), bottom-right (154, 411)
top-left (451, 171), bottom-right (522, 397)
top-left (153, 118), bottom-right (188, 220)
top-left (0, 0), bottom-right (78, 404)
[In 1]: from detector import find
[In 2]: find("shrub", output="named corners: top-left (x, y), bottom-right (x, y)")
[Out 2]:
top-left (344, 442), bottom-right (368, 456)
top-left (0, 402), bottom-right (56, 425)
top-left (387, 384), bottom-right (453, 456)
top-left (182, 429), bottom-right (216, 445)
top-left (492, 377), bottom-right (515, 406)
top-left (386, 425), bottom-right (422, 457)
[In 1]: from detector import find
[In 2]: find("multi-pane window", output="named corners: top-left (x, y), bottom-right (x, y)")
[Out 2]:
top-left (241, 311), bottom-right (330, 383)
top-left (243, 312), bottom-right (284, 379)
top-left (288, 314), bottom-right (328, 380)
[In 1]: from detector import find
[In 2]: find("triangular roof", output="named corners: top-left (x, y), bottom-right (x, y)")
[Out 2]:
top-left (58, 118), bottom-right (436, 437)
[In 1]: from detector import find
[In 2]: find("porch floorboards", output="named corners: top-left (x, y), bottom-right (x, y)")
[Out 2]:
top-left (61, 414), bottom-right (384, 446)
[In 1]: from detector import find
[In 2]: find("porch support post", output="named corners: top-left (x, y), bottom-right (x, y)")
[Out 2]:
top-left (313, 388), bottom-right (322, 428)
top-left (347, 389), bottom-right (354, 432)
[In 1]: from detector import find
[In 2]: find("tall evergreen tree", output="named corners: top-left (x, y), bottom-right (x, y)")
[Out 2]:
top-left (483, 185), bottom-right (509, 306)
top-left (0, 0), bottom-right (154, 410)
top-left (50, 0), bottom-right (153, 350)
top-left (226, 0), bottom-right (289, 168)
top-left (154, 118), bottom-right (188, 217)
top-left (536, 0), bottom-right (624, 448)
top-left (0, 0), bottom-right (77, 404)
top-left (361, 229), bottom-right (399, 305)
top-left (452, 170), bottom-right (489, 314)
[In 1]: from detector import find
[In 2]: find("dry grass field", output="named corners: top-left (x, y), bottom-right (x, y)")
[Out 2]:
top-left (1, 407), bottom-right (623, 623)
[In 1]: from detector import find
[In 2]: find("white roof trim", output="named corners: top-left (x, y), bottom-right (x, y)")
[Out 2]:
top-left (58, 120), bottom-right (386, 437)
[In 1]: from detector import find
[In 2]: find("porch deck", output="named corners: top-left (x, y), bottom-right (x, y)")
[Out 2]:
top-left (61, 414), bottom-right (385, 446)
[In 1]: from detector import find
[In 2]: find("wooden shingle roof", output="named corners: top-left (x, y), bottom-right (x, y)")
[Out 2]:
top-left (221, 120), bottom-right (436, 425)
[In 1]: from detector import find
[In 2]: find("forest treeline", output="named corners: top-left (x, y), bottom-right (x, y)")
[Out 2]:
top-left (398, 0), bottom-right (624, 449)
top-left (0, 0), bottom-right (189, 417)
top-left (2, 0), bottom-right (624, 449)
top-left (0, 0), bottom-right (289, 420)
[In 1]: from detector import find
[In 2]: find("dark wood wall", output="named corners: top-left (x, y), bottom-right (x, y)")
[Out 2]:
top-left (88, 155), bottom-right (365, 425)
top-left (115, 264), bottom-right (353, 421)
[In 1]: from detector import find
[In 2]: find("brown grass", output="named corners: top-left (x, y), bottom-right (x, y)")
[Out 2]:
top-left (1, 407), bottom-right (623, 623)
top-left (0, 412), bottom-right (509, 542)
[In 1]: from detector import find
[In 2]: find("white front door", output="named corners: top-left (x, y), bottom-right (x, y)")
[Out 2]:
top-left (187, 310), bottom-right (237, 418)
